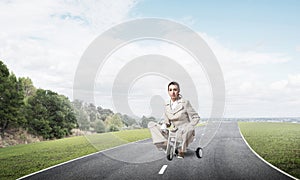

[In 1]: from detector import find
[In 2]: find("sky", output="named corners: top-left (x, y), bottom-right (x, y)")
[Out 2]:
top-left (1, 0), bottom-right (300, 118)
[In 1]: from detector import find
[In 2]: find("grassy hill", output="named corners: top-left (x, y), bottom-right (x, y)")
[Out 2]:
top-left (0, 129), bottom-right (151, 179)
top-left (239, 122), bottom-right (300, 179)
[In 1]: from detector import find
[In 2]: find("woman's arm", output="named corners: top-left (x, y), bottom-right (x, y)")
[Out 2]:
top-left (163, 112), bottom-right (171, 127)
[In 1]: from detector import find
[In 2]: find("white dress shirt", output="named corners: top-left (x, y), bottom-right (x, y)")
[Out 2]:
top-left (170, 100), bottom-right (178, 110)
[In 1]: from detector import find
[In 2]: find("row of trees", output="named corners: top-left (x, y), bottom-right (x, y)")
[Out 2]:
top-left (0, 60), bottom-right (157, 140)
top-left (72, 100), bottom-right (131, 133)
top-left (72, 100), bottom-right (157, 133)
top-left (0, 61), bottom-right (76, 139)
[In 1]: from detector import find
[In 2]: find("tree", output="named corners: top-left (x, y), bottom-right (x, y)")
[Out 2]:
top-left (119, 114), bottom-right (137, 127)
top-left (97, 107), bottom-right (113, 121)
top-left (105, 114), bottom-right (124, 132)
top-left (72, 99), bottom-right (83, 110)
top-left (140, 116), bottom-right (156, 128)
top-left (26, 89), bottom-right (76, 139)
top-left (85, 103), bottom-right (97, 122)
top-left (94, 120), bottom-right (105, 133)
top-left (0, 61), bottom-right (24, 138)
top-left (72, 100), bottom-right (90, 131)
top-left (75, 108), bottom-right (90, 131)
top-left (19, 77), bottom-right (36, 103)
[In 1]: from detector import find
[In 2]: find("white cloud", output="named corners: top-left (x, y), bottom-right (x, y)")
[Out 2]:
top-left (199, 32), bottom-right (291, 67)
top-left (197, 32), bottom-right (300, 117)
top-left (94, 40), bottom-right (212, 117)
top-left (178, 16), bottom-right (196, 27)
top-left (270, 80), bottom-right (288, 90)
top-left (288, 74), bottom-right (300, 87)
top-left (0, 0), bottom-right (138, 98)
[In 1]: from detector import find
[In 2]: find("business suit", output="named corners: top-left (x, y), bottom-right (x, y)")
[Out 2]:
top-left (148, 97), bottom-right (200, 152)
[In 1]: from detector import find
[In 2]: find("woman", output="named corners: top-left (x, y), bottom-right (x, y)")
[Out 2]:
top-left (148, 81), bottom-right (200, 158)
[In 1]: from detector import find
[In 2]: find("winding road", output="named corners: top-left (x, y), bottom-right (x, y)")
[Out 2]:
top-left (20, 122), bottom-right (294, 180)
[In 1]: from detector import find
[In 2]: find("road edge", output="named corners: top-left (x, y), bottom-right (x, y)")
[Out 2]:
top-left (238, 123), bottom-right (298, 180)
top-left (17, 138), bottom-right (151, 180)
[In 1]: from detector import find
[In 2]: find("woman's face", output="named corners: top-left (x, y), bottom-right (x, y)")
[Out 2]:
top-left (168, 84), bottom-right (179, 101)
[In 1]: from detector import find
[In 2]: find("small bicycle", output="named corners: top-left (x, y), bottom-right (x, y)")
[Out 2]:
top-left (164, 125), bottom-right (203, 161)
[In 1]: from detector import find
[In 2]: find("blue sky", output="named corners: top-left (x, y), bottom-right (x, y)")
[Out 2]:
top-left (133, 0), bottom-right (300, 53)
top-left (0, 0), bottom-right (300, 118)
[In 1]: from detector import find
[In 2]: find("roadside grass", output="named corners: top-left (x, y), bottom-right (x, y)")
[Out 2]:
top-left (86, 128), bottom-right (151, 150)
top-left (239, 122), bottom-right (300, 178)
top-left (196, 122), bottom-right (206, 127)
top-left (0, 128), bottom-right (151, 180)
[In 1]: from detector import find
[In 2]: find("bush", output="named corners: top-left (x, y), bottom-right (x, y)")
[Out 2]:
top-left (106, 124), bottom-right (119, 132)
top-left (95, 120), bottom-right (105, 133)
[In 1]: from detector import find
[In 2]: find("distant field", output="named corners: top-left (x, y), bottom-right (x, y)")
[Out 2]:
top-left (0, 128), bottom-right (151, 180)
top-left (239, 122), bottom-right (300, 178)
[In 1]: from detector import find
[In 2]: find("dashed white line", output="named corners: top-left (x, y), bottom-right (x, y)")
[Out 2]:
top-left (158, 165), bottom-right (168, 175)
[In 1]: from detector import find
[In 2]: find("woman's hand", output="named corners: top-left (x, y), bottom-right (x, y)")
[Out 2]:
top-left (166, 122), bottom-right (171, 127)
top-left (160, 123), bottom-right (167, 130)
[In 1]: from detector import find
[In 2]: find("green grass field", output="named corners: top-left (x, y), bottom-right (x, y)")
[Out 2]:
top-left (0, 128), bottom-right (151, 180)
top-left (239, 122), bottom-right (300, 178)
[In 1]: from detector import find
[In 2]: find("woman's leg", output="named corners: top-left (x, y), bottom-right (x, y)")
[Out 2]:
top-left (180, 129), bottom-right (195, 152)
top-left (148, 121), bottom-right (168, 144)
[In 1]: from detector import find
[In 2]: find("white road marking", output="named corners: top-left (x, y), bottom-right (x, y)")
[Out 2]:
top-left (158, 165), bottom-right (168, 175)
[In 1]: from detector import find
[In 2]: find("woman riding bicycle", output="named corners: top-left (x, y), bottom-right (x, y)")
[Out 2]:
top-left (148, 81), bottom-right (200, 158)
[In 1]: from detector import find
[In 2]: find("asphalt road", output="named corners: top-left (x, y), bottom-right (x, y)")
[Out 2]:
top-left (20, 121), bottom-right (293, 180)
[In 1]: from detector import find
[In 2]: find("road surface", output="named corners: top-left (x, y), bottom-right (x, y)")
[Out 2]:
top-left (20, 121), bottom-right (294, 180)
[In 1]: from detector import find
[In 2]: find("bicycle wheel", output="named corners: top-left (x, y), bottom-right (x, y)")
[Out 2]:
top-left (167, 145), bottom-right (174, 161)
top-left (195, 147), bottom-right (203, 158)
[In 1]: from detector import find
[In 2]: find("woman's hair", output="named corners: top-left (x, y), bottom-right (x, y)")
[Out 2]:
top-left (168, 81), bottom-right (180, 92)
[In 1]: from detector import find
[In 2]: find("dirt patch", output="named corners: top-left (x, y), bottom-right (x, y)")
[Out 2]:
top-left (0, 128), bottom-right (43, 148)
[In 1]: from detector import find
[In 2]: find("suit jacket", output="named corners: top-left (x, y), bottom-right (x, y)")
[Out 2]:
top-left (164, 97), bottom-right (200, 132)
